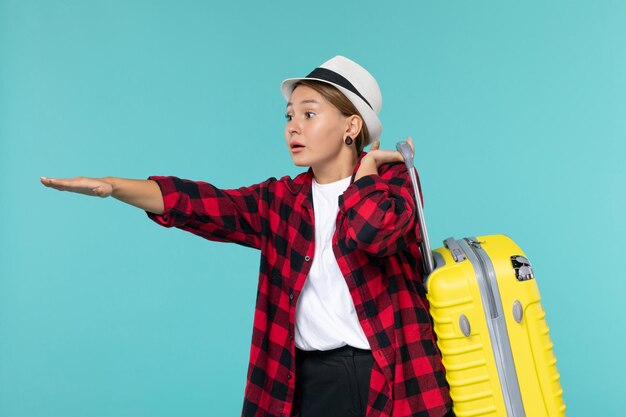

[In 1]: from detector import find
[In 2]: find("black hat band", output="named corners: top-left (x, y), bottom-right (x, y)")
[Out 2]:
top-left (305, 67), bottom-right (373, 110)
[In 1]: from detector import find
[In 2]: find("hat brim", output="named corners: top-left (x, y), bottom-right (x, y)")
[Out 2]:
top-left (281, 78), bottom-right (381, 146)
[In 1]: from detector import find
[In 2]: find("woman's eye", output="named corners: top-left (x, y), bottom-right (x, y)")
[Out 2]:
top-left (285, 114), bottom-right (292, 121)
top-left (305, 111), bottom-right (315, 118)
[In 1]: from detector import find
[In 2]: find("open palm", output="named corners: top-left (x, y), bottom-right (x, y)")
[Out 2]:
top-left (40, 176), bottom-right (113, 198)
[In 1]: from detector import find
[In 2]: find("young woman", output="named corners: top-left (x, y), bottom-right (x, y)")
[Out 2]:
top-left (41, 56), bottom-right (453, 417)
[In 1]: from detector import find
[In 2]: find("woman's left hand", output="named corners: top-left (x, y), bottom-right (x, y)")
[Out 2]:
top-left (368, 137), bottom-right (414, 166)
top-left (354, 137), bottom-right (414, 181)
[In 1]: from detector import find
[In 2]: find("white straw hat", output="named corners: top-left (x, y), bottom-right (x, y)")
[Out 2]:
top-left (281, 55), bottom-right (382, 146)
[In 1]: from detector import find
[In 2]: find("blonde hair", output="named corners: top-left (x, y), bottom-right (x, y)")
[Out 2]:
top-left (293, 80), bottom-right (370, 154)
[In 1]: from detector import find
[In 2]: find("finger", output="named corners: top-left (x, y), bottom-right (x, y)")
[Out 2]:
top-left (371, 140), bottom-right (380, 151)
top-left (41, 177), bottom-right (70, 184)
top-left (40, 176), bottom-right (59, 184)
top-left (43, 178), bottom-right (71, 189)
top-left (40, 177), bottom-right (65, 190)
top-left (406, 137), bottom-right (414, 155)
top-left (93, 186), bottom-right (105, 197)
top-left (40, 177), bottom-right (84, 193)
top-left (376, 149), bottom-right (405, 164)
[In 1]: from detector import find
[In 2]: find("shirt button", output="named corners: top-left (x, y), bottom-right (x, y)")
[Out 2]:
top-left (304, 255), bottom-right (311, 262)
top-left (289, 291), bottom-right (294, 301)
top-left (287, 373), bottom-right (292, 379)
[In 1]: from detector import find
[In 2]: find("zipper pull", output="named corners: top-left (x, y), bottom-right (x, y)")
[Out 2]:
top-left (467, 239), bottom-right (485, 248)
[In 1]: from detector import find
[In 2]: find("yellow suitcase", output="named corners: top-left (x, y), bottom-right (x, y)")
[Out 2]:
top-left (396, 143), bottom-right (566, 417)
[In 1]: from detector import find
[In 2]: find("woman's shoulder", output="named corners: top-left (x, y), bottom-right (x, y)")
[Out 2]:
top-left (240, 171), bottom-right (312, 199)
top-left (273, 170), bottom-right (313, 194)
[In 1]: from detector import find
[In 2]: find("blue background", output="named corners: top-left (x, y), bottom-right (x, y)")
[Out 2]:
top-left (1, 1), bottom-right (624, 416)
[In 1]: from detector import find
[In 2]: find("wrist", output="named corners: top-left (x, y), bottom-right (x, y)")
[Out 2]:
top-left (354, 155), bottom-right (378, 181)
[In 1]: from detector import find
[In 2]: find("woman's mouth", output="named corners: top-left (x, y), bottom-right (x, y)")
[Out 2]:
top-left (290, 143), bottom-right (305, 153)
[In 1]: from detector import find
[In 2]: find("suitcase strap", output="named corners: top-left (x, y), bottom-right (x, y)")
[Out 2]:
top-left (444, 238), bottom-right (466, 262)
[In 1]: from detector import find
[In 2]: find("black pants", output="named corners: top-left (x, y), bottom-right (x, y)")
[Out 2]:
top-left (292, 345), bottom-right (373, 417)
top-left (291, 345), bottom-right (456, 417)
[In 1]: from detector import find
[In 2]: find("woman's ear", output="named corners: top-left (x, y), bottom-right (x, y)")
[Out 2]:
top-left (346, 115), bottom-right (363, 139)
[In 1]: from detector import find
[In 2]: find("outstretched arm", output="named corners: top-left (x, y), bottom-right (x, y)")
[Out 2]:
top-left (40, 176), bottom-right (164, 215)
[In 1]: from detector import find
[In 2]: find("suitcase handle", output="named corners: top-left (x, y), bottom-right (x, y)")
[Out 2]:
top-left (396, 141), bottom-right (435, 275)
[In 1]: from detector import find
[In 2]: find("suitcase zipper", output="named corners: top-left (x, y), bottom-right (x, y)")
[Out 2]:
top-left (460, 238), bottom-right (526, 417)
top-left (465, 238), bottom-right (499, 319)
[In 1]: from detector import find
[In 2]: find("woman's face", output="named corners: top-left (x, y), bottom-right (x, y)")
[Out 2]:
top-left (285, 85), bottom-right (348, 169)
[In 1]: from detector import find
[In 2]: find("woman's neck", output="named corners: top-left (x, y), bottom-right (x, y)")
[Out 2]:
top-left (312, 153), bottom-right (358, 184)
top-left (313, 166), bottom-right (354, 184)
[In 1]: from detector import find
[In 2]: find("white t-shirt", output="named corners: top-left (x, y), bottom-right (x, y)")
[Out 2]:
top-left (294, 176), bottom-right (371, 351)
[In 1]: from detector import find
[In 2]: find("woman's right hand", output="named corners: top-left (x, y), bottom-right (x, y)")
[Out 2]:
top-left (41, 176), bottom-right (165, 214)
top-left (40, 176), bottom-right (114, 198)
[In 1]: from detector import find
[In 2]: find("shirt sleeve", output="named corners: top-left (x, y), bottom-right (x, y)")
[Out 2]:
top-left (338, 162), bottom-right (423, 257)
top-left (146, 175), bottom-right (270, 250)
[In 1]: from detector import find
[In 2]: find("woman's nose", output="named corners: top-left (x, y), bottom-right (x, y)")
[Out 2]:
top-left (287, 120), bottom-right (300, 135)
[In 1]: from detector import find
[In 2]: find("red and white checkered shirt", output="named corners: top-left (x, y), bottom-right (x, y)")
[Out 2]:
top-left (147, 154), bottom-right (452, 417)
